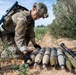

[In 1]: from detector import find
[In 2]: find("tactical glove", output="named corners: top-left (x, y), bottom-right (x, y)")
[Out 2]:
top-left (34, 44), bottom-right (41, 49)
top-left (24, 53), bottom-right (32, 63)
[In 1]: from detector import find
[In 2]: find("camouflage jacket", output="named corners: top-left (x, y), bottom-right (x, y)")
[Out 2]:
top-left (3, 10), bottom-right (35, 52)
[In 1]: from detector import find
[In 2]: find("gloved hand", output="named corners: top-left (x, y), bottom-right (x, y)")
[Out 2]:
top-left (24, 53), bottom-right (32, 63)
top-left (34, 44), bottom-right (41, 49)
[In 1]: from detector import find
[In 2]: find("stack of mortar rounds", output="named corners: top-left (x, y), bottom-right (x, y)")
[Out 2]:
top-left (42, 47), bottom-right (51, 68)
top-left (60, 43), bottom-right (76, 72)
top-left (34, 48), bottom-right (45, 68)
top-left (62, 50), bottom-right (76, 72)
top-left (50, 47), bottom-right (57, 67)
top-left (60, 43), bottom-right (76, 60)
top-left (24, 46), bottom-right (76, 73)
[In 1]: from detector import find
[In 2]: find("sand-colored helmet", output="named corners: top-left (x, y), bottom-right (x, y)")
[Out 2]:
top-left (33, 2), bottom-right (49, 18)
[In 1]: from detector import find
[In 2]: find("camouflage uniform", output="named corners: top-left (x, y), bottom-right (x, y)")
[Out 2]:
top-left (0, 2), bottom-right (48, 59)
top-left (0, 10), bottom-right (35, 58)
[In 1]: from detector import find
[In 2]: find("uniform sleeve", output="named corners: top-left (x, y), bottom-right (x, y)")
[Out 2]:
top-left (14, 16), bottom-right (27, 52)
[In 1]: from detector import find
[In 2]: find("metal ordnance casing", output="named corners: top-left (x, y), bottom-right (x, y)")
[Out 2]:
top-left (60, 43), bottom-right (76, 59)
top-left (50, 47), bottom-right (57, 67)
top-left (26, 49), bottom-right (39, 66)
top-left (42, 47), bottom-right (51, 68)
top-left (63, 51), bottom-right (76, 69)
top-left (70, 59), bottom-right (76, 69)
top-left (65, 58), bottom-right (72, 72)
top-left (57, 47), bottom-right (65, 69)
top-left (34, 48), bottom-right (45, 67)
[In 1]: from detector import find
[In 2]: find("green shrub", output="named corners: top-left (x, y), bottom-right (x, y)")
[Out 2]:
top-left (19, 64), bottom-right (28, 75)
top-left (34, 27), bottom-right (47, 40)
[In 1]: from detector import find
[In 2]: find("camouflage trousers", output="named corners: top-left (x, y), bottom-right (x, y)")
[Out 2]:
top-left (0, 28), bottom-right (23, 59)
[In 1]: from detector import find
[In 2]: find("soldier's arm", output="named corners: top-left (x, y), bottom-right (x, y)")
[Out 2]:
top-left (14, 16), bottom-right (28, 54)
top-left (31, 38), bottom-right (41, 49)
top-left (30, 25), bottom-right (41, 49)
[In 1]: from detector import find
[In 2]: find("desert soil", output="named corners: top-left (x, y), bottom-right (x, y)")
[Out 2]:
top-left (0, 33), bottom-right (76, 75)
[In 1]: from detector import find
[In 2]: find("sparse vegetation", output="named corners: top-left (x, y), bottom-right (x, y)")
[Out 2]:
top-left (34, 27), bottom-right (48, 41)
top-left (48, 0), bottom-right (76, 39)
top-left (0, 40), bottom-right (28, 74)
top-left (19, 64), bottom-right (28, 75)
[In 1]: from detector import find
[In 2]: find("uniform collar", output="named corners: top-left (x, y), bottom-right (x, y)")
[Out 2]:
top-left (28, 10), bottom-right (33, 20)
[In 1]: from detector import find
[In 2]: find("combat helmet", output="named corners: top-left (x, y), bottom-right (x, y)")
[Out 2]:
top-left (33, 2), bottom-right (49, 18)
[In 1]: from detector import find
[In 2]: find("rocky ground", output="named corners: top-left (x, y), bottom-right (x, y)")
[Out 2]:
top-left (0, 33), bottom-right (76, 75)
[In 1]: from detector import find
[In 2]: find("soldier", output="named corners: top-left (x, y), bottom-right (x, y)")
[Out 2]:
top-left (0, 2), bottom-right (48, 62)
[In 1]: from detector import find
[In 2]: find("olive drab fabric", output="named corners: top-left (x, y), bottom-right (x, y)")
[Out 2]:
top-left (0, 10), bottom-right (35, 58)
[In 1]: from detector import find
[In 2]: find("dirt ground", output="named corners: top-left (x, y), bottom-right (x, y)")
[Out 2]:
top-left (0, 33), bottom-right (76, 75)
